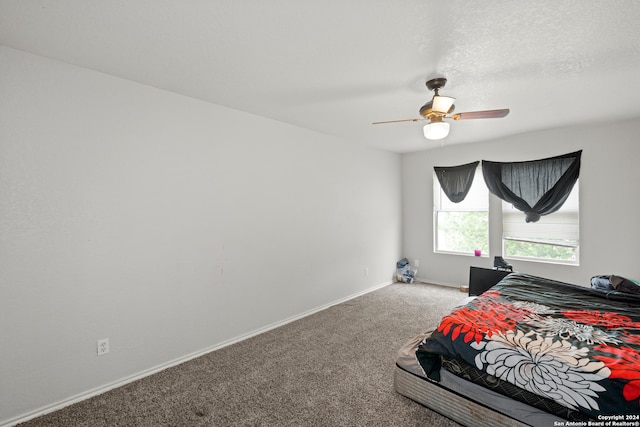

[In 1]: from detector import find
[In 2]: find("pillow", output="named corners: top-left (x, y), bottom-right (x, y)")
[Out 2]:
top-left (591, 274), bottom-right (640, 294)
top-left (612, 275), bottom-right (640, 294)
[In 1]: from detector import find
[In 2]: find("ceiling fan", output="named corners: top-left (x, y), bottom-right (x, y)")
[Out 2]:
top-left (373, 77), bottom-right (509, 140)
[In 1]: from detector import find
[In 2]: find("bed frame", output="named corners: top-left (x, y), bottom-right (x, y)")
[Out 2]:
top-left (394, 365), bottom-right (527, 427)
top-left (393, 324), bottom-right (564, 426)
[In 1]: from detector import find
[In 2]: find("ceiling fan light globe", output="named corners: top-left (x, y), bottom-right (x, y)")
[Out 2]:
top-left (423, 122), bottom-right (450, 140)
top-left (432, 95), bottom-right (455, 114)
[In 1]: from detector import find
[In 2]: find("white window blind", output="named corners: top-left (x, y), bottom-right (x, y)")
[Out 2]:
top-left (503, 210), bottom-right (579, 245)
top-left (435, 167), bottom-right (488, 212)
top-left (502, 180), bottom-right (579, 263)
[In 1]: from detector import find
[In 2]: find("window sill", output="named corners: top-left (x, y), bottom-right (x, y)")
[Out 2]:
top-left (434, 250), bottom-right (489, 258)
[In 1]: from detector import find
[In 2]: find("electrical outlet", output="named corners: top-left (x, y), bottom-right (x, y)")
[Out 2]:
top-left (414, 259), bottom-right (420, 267)
top-left (364, 267), bottom-right (369, 276)
top-left (97, 338), bottom-right (109, 356)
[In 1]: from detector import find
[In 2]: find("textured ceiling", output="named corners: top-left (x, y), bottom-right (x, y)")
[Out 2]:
top-left (2, 0), bottom-right (640, 152)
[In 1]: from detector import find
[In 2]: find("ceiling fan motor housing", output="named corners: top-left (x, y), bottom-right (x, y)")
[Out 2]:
top-left (421, 77), bottom-right (455, 118)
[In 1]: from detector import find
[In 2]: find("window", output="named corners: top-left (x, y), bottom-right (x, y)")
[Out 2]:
top-left (502, 181), bottom-right (579, 264)
top-left (434, 167), bottom-right (488, 255)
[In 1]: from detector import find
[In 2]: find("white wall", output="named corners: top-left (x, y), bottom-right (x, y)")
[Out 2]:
top-left (402, 118), bottom-right (640, 288)
top-left (0, 47), bottom-right (402, 424)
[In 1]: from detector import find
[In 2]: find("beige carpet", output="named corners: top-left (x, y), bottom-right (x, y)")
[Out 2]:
top-left (20, 282), bottom-right (465, 427)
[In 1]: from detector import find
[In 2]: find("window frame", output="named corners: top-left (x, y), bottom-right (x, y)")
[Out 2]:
top-left (433, 167), bottom-right (489, 257)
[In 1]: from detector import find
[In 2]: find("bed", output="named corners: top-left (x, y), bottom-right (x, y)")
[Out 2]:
top-left (394, 272), bottom-right (640, 426)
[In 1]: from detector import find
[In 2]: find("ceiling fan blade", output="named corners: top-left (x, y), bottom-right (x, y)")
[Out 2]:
top-left (372, 118), bottom-right (427, 125)
top-left (451, 109), bottom-right (510, 120)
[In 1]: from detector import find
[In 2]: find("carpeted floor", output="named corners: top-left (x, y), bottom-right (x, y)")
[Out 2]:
top-left (20, 282), bottom-right (465, 427)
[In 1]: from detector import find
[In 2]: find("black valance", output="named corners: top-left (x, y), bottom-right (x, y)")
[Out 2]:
top-left (434, 161), bottom-right (480, 203)
top-left (482, 150), bottom-right (581, 223)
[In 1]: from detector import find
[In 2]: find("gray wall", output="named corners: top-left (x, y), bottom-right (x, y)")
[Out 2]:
top-left (402, 118), bottom-right (640, 287)
top-left (0, 47), bottom-right (402, 424)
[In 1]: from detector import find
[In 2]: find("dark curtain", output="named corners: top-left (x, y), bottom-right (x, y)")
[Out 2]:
top-left (482, 150), bottom-right (581, 223)
top-left (434, 161), bottom-right (480, 203)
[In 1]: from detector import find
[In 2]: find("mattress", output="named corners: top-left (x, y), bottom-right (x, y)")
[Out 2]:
top-left (396, 272), bottom-right (640, 425)
top-left (394, 329), bottom-right (563, 426)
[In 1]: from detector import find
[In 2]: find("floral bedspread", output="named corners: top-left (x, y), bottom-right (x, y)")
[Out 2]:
top-left (416, 273), bottom-right (640, 419)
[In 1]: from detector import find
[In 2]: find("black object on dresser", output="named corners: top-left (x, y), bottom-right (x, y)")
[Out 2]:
top-left (468, 266), bottom-right (512, 296)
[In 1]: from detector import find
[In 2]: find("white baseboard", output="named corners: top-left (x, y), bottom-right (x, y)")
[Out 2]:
top-left (414, 276), bottom-right (461, 289)
top-left (3, 280), bottom-right (392, 427)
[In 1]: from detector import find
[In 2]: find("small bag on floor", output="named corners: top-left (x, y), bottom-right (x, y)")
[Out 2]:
top-left (396, 258), bottom-right (417, 284)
